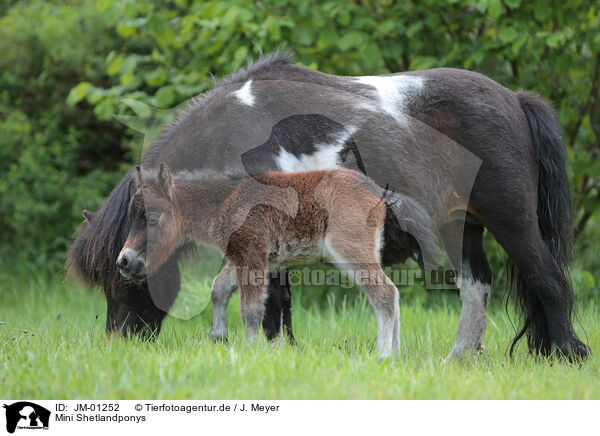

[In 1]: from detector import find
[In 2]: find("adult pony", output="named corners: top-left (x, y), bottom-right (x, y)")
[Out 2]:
top-left (69, 51), bottom-right (587, 360)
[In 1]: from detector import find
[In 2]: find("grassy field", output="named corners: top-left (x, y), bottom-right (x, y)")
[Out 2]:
top-left (1, 263), bottom-right (600, 400)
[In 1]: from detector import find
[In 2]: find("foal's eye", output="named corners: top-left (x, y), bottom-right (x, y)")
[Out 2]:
top-left (147, 214), bottom-right (159, 226)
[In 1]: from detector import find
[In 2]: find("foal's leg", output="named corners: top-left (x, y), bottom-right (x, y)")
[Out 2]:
top-left (210, 263), bottom-right (237, 341)
top-left (235, 263), bottom-right (268, 342)
top-left (357, 267), bottom-right (400, 359)
top-left (325, 236), bottom-right (399, 360)
top-left (392, 293), bottom-right (400, 353)
top-left (440, 220), bottom-right (492, 361)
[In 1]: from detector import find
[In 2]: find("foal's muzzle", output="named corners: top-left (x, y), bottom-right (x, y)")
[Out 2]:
top-left (117, 248), bottom-right (147, 280)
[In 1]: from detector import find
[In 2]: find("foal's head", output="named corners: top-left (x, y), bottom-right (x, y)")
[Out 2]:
top-left (117, 163), bottom-right (181, 280)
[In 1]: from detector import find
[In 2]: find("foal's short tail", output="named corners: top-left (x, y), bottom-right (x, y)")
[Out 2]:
top-left (380, 186), bottom-right (440, 270)
top-left (513, 91), bottom-right (586, 357)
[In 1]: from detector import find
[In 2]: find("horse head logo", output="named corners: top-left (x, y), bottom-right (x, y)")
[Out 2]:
top-left (3, 402), bottom-right (50, 433)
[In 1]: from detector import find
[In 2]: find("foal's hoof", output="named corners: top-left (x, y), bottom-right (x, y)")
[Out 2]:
top-left (443, 344), bottom-right (486, 364)
top-left (442, 350), bottom-right (463, 364)
top-left (209, 330), bottom-right (228, 343)
top-left (377, 351), bottom-right (398, 363)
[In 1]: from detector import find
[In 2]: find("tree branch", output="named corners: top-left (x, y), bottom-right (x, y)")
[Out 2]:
top-left (572, 52), bottom-right (600, 239)
top-left (569, 53), bottom-right (600, 148)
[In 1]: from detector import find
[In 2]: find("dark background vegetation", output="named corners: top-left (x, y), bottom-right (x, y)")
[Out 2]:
top-left (1, 0), bottom-right (598, 301)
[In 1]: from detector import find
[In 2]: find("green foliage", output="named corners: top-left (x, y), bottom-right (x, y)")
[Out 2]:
top-left (0, 1), bottom-right (128, 255)
top-left (1, 0), bottom-right (599, 296)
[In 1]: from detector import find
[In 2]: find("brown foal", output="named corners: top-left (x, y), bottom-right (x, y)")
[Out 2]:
top-left (117, 163), bottom-right (437, 359)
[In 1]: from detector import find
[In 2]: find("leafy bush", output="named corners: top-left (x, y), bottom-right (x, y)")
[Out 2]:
top-left (0, 1), bottom-right (128, 257)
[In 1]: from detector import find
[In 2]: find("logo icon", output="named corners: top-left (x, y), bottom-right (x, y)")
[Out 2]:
top-left (3, 402), bottom-right (50, 433)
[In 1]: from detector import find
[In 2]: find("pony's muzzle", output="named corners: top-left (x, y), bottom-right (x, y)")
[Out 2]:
top-left (117, 248), bottom-right (147, 280)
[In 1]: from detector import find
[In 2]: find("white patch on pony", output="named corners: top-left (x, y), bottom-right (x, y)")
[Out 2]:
top-left (355, 101), bottom-right (380, 113)
top-left (232, 80), bottom-right (255, 106)
top-left (275, 126), bottom-right (357, 172)
top-left (354, 75), bottom-right (425, 121)
top-left (459, 276), bottom-right (490, 305)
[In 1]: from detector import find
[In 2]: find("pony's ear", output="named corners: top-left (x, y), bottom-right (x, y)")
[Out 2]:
top-left (82, 210), bottom-right (95, 223)
top-left (157, 162), bottom-right (173, 197)
top-left (135, 165), bottom-right (143, 186)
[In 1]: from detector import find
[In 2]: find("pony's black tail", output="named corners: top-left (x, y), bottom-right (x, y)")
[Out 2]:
top-left (518, 91), bottom-right (572, 265)
top-left (512, 91), bottom-right (586, 357)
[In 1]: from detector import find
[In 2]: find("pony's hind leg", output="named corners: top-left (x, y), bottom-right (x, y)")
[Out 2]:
top-left (485, 215), bottom-right (588, 360)
top-left (440, 220), bottom-right (492, 361)
top-left (210, 263), bottom-right (237, 341)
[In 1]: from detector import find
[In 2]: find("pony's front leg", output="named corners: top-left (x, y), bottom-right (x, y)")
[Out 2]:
top-left (235, 264), bottom-right (267, 342)
top-left (210, 263), bottom-right (237, 341)
top-left (440, 221), bottom-right (491, 362)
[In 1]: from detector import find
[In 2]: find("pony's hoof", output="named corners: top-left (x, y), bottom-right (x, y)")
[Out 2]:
top-left (556, 339), bottom-right (589, 363)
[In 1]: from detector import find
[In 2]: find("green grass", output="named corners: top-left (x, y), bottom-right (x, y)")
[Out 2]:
top-left (1, 266), bottom-right (600, 400)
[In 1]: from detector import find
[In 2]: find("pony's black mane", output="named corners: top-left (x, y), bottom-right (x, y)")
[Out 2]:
top-left (142, 50), bottom-right (296, 168)
top-left (216, 49), bottom-right (295, 88)
top-left (68, 169), bottom-right (138, 291)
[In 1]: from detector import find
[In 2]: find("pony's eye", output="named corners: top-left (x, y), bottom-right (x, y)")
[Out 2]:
top-left (147, 214), bottom-right (159, 226)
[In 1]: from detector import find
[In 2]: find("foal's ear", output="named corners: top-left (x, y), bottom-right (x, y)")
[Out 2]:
top-left (157, 162), bottom-right (173, 198)
top-left (82, 210), bottom-right (95, 223)
top-left (135, 165), bottom-right (143, 186)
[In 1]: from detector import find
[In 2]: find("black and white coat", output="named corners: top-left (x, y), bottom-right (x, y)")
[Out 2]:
top-left (71, 51), bottom-right (587, 361)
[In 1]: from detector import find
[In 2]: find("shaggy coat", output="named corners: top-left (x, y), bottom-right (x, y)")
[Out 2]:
top-left (118, 165), bottom-right (438, 358)
top-left (69, 51), bottom-right (587, 360)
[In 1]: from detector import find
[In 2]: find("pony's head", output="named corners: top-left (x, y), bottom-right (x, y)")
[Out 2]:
top-left (117, 163), bottom-right (181, 281)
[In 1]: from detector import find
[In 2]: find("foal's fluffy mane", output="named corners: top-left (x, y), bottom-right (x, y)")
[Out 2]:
top-left (173, 168), bottom-right (244, 182)
top-left (141, 167), bottom-right (247, 187)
